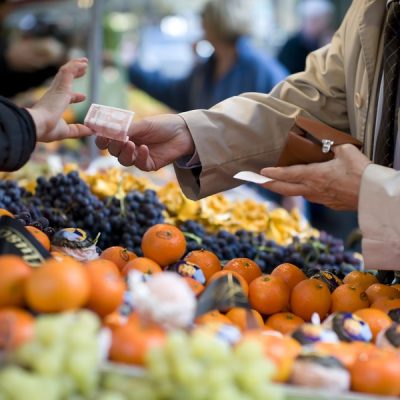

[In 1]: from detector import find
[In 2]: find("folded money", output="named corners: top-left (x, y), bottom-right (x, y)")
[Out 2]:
top-left (84, 104), bottom-right (135, 142)
top-left (233, 171), bottom-right (273, 184)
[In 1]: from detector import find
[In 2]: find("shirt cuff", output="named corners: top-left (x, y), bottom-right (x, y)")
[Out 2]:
top-left (175, 151), bottom-right (201, 169)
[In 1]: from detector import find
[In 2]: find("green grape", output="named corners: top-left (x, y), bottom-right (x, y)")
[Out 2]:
top-left (33, 345), bottom-right (65, 376)
top-left (96, 391), bottom-right (126, 400)
top-left (65, 353), bottom-right (98, 396)
top-left (74, 310), bottom-right (100, 334)
top-left (35, 314), bottom-right (70, 345)
top-left (15, 341), bottom-right (44, 368)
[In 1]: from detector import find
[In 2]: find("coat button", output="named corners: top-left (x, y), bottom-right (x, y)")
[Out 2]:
top-left (355, 93), bottom-right (364, 108)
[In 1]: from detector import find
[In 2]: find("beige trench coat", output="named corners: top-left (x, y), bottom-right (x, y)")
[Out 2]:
top-left (175, 0), bottom-right (386, 200)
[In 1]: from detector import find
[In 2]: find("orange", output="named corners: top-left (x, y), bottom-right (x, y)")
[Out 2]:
top-left (271, 263), bottom-right (307, 292)
top-left (371, 297), bottom-right (400, 313)
top-left (184, 250), bottom-right (221, 282)
top-left (0, 255), bottom-right (31, 307)
top-left (225, 307), bottom-right (264, 331)
top-left (109, 322), bottom-right (166, 366)
top-left (25, 259), bottom-right (90, 313)
top-left (25, 226), bottom-right (51, 251)
top-left (266, 312), bottom-right (305, 335)
top-left (392, 284), bottom-right (400, 291)
top-left (343, 271), bottom-right (378, 291)
top-left (0, 209), bottom-right (14, 218)
top-left (141, 224), bottom-right (186, 267)
top-left (249, 275), bottom-right (290, 315)
top-left (195, 310), bottom-right (232, 325)
top-left (330, 284), bottom-right (370, 313)
top-left (122, 257), bottom-right (162, 277)
top-left (184, 277), bottom-right (205, 297)
top-left (366, 283), bottom-right (400, 303)
top-left (84, 259), bottom-right (126, 317)
top-left (207, 270), bottom-right (249, 297)
top-left (350, 350), bottom-right (400, 396)
top-left (290, 279), bottom-right (331, 321)
top-left (224, 258), bottom-right (262, 284)
top-left (241, 331), bottom-right (301, 382)
top-left (100, 246), bottom-right (137, 274)
top-left (354, 308), bottom-right (392, 342)
top-left (103, 312), bottom-right (127, 331)
top-left (0, 307), bottom-right (34, 350)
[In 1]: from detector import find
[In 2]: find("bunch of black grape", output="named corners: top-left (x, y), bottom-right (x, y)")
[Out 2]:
top-left (179, 220), bottom-right (362, 277)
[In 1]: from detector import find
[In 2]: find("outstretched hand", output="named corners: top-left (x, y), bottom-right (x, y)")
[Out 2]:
top-left (260, 144), bottom-right (372, 210)
top-left (96, 114), bottom-right (195, 170)
top-left (27, 58), bottom-right (93, 143)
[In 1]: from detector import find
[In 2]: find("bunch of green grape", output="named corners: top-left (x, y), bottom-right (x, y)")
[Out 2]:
top-left (0, 311), bottom-right (111, 400)
top-left (102, 331), bottom-right (283, 400)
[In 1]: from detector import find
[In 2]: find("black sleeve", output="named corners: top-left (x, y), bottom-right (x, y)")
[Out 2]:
top-left (0, 42), bottom-right (58, 98)
top-left (0, 97), bottom-right (36, 172)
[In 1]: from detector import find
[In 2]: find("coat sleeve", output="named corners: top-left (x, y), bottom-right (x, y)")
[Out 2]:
top-left (359, 164), bottom-right (400, 271)
top-left (175, 1), bottom-right (356, 200)
top-left (0, 97), bottom-right (36, 172)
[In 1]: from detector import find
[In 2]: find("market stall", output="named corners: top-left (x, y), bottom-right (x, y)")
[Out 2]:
top-left (1, 1), bottom-right (400, 400)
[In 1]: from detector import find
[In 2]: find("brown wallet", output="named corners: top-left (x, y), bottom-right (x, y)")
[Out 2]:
top-left (276, 116), bottom-right (363, 167)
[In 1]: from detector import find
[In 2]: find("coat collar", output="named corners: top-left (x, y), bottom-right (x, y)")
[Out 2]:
top-left (358, 0), bottom-right (386, 90)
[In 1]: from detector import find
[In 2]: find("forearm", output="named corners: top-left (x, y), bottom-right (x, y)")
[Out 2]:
top-left (359, 164), bottom-right (400, 270)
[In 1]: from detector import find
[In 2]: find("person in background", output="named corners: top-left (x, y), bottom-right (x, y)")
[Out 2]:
top-left (128, 0), bottom-right (288, 112)
top-left (0, 58), bottom-right (92, 172)
top-left (277, 0), bottom-right (334, 74)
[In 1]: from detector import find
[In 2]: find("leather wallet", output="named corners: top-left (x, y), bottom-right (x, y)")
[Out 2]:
top-left (276, 116), bottom-right (363, 167)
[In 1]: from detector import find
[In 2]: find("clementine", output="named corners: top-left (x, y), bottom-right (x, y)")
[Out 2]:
top-left (225, 307), bottom-right (264, 331)
top-left (249, 275), bottom-right (290, 315)
top-left (100, 246), bottom-right (137, 273)
top-left (184, 249), bottom-right (221, 281)
top-left (207, 270), bottom-right (249, 296)
top-left (290, 279), bottom-right (331, 321)
top-left (122, 257), bottom-right (162, 277)
top-left (266, 312), bottom-right (305, 335)
top-left (343, 271), bottom-right (378, 290)
top-left (141, 224), bottom-right (186, 267)
top-left (355, 308), bottom-right (392, 342)
top-left (195, 310), bottom-right (232, 325)
top-left (25, 259), bottom-right (90, 313)
top-left (184, 277), bottom-right (205, 297)
top-left (371, 297), bottom-right (400, 313)
top-left (366, 283), bottom-right (400, 303)
top-left (0, 209), bottom-right (14, 218)
top-left (331, 284), bottom-right (370, 313)
top-left (271, 263), bottom-right (307, 291)
top-left (0, 307), bottom-right (34, 349)
top-left (0, 255), bottom-right (31, 307)
top-left (25, 226), bottom-right (51, 251)
top-left (224, 258), bottom-right (262, 284)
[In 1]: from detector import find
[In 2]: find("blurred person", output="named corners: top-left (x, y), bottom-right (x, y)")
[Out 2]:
top-left (277, 0), bottom-right (334, 74)
top-left (128, 0), bottom-right (288, 112)
top-left (0, 58), bottom-right (92, 172)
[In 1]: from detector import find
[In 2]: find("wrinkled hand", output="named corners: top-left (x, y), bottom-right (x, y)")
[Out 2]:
top-left (260, 144), bottom-right (372, 210)
top-left (96, 114), bottom-right (195, 170)
top-left (27, 58), bottom-right (93, 143)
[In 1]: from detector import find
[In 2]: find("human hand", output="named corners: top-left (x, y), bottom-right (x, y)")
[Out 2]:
top-left (27, 58), bottom-right (93, 143)
top-left (95, 114), bottom-right (195, 170)
top-left (260, 144), bottom-right (372, 210)
top-left (6, 37), bottom-right (65, 72)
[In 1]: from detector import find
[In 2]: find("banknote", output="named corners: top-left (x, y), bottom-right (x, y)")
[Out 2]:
top-left (233, 171), bottom-right (273, 184)
top-left (84, 104), bottom-right (135, 142)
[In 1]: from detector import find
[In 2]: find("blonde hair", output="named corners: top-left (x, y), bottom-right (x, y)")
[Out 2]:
top-left (202, 0), bottom-right (253, 43)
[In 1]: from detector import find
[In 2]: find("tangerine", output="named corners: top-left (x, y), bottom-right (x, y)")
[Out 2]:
top-left (25, 226), bottom-right (51, 250)
top-left (331, 284), bottom-right (370, 313)
top-left (184, 277), bottom-right (205, 297)
top-left (195, 310), bottom-right (232, 325)
top-left (225, 307), bottom-right (264, 331)
top-left (0, 255), bottom-right (31, 307)
top-left (266, 312), bottom-right (305, 335)
top-left (100, 246), bottom-right (137, 273)
top-left (141, 224), bottom-right (186, 267)
top-left (366, 283), bottom-right (400, 303)
top-left (122, 257), bottom-right (162, 277)
top-left (207, 270), bottom-right (249, 296)
top-left (109, 322), bottom-right (166, 366)
top-left (184, 250), bottom-right (221, 282)
top-left (350, 350), bottom-right (400, 396)
top-left (224, 258), bottom-right (262, 284)
top-left (25, 259), bottom-right (90, 313)
top-left (343, 271), bottom-right (378, 290)
top-left (85, 259), bottom-right (126, 317)
top-left (290, 279), bottom-right (331, 321)
top-left (0, 209), bottom-right (14, 218)
top-left (271, 263), bottom-right (307, 291)
top-left (0, 307), bottom-right (34, 350)
top-left (354, 308), bottom-right (392, 342)
top-left (371, 297), bottom-right (400, 313)
top-left (249, 275), bottom-right (290, 315)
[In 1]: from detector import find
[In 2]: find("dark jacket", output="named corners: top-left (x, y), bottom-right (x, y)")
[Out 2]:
top-left (129, 37), bottom-right (288, 112)
top-left (0, 97), bottom-right (36, 171)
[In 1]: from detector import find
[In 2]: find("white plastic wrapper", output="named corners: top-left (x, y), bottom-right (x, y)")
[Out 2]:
top-left (84, 104), bottom-right (135, 142)
top-left (233, 171), bottom-right (273, 184)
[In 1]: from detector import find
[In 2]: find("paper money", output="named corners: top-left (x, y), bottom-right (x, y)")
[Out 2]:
top-left (233, 171), bottom-right (273, 184)
top-left (84, 104), bottom-right (135, 142)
